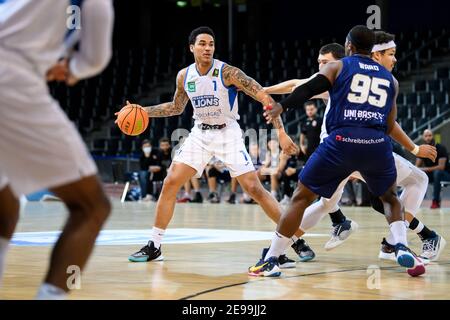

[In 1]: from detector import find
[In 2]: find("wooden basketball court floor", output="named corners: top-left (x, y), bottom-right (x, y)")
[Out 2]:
top-left (1, 200), bottom-right (449, 300)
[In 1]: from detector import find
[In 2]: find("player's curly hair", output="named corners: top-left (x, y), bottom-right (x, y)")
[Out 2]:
top-left (346, 25), bottom-right (375, 54)
top-left (189, 26), bottom-right (215, 45)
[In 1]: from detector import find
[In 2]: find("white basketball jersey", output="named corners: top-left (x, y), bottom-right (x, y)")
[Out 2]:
top-left (0, 0), bottom-right (69, 76)
top-left (184, 59), bottom-right (239, 125)
top-left (320, 98), bottom-right (330, 142)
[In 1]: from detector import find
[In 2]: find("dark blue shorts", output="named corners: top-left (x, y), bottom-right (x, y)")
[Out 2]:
top-left (299, 127), bottom-right (396, 198)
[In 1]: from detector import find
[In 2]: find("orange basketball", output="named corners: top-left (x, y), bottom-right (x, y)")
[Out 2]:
top-left (117, 104), bottom-right (149, 136)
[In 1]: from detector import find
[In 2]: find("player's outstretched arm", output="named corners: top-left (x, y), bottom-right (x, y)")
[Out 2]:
top-left (390, 122), bottom-right (437, 162)
top-left (221, 64), bottom-right (298, 155)
top-left (264, 79), bottom-right (303, 94)
top-left (263, 61), bottom-right (340, 122)
top-left (264, 76), bottom-right (330, 100)
top-left (142, 69), bottom-right (189, 118)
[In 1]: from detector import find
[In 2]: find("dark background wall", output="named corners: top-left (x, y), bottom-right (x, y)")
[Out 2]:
top-left (112, 0), bottom-right (449, 53)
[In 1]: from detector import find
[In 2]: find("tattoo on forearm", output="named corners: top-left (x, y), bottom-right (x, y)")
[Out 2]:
top-left (222, 65), bottom-right (273, 104)
top-left (271, 116), bottom-right (284, 130)
top-left (144, 70), bottom-right (189, 117)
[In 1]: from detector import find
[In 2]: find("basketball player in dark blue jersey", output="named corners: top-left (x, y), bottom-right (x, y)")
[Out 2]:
top-left (249, 25), bottom-right (425, 278)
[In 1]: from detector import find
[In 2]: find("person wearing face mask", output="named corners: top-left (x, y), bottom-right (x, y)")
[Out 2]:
top-left (416, 129), bottom-right (450, 209)
top-left (139, 140), bottom-right (162, 201)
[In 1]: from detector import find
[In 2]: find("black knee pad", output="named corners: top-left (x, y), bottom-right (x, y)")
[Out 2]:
top-left (370, 192), bottom-right (385, 215)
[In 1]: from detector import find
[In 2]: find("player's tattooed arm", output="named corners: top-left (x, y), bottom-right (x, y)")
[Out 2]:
top-left (222, 64), bottom-right (275, 108)
top-left (143, 69), bottom-right (189, 117)
top-left (222, 64), bottom-right (298, 155)
top-left (222, 64), bottom-right (284, 127)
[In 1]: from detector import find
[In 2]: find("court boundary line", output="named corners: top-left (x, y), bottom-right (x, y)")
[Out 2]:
top-left (179, 262), bottom-right (450, 300)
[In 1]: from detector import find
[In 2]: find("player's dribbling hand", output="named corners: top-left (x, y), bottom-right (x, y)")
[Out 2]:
top-left (279, 132), bottom-right (299, 156)
top-left (114, 100), bottom-right (132, 124)
top-left (417, 144), bottom-right (437, 162)
top-left (263, 102), bottom-right (283, 123)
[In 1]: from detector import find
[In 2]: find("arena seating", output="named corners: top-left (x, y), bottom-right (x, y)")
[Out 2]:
top-left (48, 28), bottom-right (449, 156)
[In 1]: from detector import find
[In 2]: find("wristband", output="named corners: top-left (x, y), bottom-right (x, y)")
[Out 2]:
top-left (411, 145), bottom-right (420, 156)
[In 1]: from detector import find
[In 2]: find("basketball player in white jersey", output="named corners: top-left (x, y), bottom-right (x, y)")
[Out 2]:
top-left (0, 0), bottom-right (113, 299)
top-left (265, 35), bottom-right (444, 262)
top-left (126, 26), bottom-right (305, 266)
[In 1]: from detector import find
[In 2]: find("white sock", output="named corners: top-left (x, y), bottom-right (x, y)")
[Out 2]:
top-left (243, 193), bottom-right (251, 201)
top-left (35, 283), bottom-right (67, 300)
top-left (390, 221), bottom-right (408, 246)
top-left (386, 231), bottom-right (395, 245)
top-left (183, 191), bottom-right (190, 198)
top-left (270, 190), bottom-right (277, 198)
top-left (0, 237), bottom-right (10, 286)
top-left (151, 227), bottom-right (165, 249)
top-left (291, 235), bottom-right (299, 243)
top-left (265, 232), bottom-right (291, 260)
top-left (404, 220), bottom-right (410, 229)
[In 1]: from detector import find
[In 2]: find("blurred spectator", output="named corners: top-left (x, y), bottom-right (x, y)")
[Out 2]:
top-left (206, 158), bottom-right (231, 203)
top-left (260, 139), bottom-right (281, 200)
top-left (139, 139), bottom-right (162, 201)
top-left (299, 100), bottom-right (322, 160)
top-left (416, 129), bottom-right (450, 209)
top-left (277, 151), bottom-right (302, 205)
top-left (242, 143), bottom-right (263, 204)
top-left (177, 178), bottom-right (203, 203)
top-left (158, 137), bottom-right (172, 178)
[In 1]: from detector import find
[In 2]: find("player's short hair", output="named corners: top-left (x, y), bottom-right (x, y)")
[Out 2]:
top-left (189, 26), bottom-right (215, 45)
top-left (141, 139), bottom-right (151, 146)
top-left (346, 25), bottom-right (375, 54)
top-left (319, 43), bottom-right (345, 60)
top-left (373, 31), bottom-right (396, 54)
top-left (304, 100), bottom-right (317, 108)
top-left (159, 137), bottom-right (170, 144)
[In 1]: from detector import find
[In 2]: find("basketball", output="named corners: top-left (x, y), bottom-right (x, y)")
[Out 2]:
top-left (116, 104), bottom-right (149, 136)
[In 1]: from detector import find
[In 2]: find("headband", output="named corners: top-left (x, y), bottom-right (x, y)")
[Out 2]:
top-left (371, 40), bottom-right (396, 53)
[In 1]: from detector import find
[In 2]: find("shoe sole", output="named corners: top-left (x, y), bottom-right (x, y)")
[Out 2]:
top-left (407, 264), bottom-right (426, 277)
top-left (397, 252), bottom-right (415, 268)
top-left (248, 265), bottom-right (281, 277)
top-left (128, 254), bottom-right (164, 263)
top-left (429, 236), bottom-right (446, 262)
top-left (378, 251), bottom-right (396, 261)
top-left (279, 262), bottom-right (296, 269)
top-left (324, 221), bottom-right (359, 251)
top-left (299, 253), bottom-right (316, 262)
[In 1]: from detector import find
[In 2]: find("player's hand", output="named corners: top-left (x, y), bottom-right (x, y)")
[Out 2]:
top-left (285, 167), bottom-right (297, 176)
top-left (300, 145), bottom-right (307, 156)
top-left (417, 144), bottom-right (437, 162)
top-left (263, 102), bottom-right (283, 123)
top-left (279, 132), bottom-right (299, 156)
top-left (46, 58), bottom-right (69, 82)
top-left (115, 100), bottom-right (130, 124)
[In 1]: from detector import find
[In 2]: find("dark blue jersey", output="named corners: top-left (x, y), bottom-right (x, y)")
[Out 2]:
top-left (326, 55), bottom-right (396, 134)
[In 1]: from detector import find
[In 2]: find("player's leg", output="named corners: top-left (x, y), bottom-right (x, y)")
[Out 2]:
top-left (0, 182), bottom-right (20, 287)
top-left (190, 177), bottom-right (203, 203)
top-left (248, 182), bottom-right (318, 276)
top-left (371, 181), bottom-right (425, 276)
top-left (394, 165), bottom-right (444, 261)
top-left (226, 177), bottom-right (238, 204)
top-left (128, 162), bottom-right (197, 262)
top-left (206, 166), bottom-right (220, 203)
top-left (270, 173), bottom-right (279, 200)
top-left (35, 175), bottom-right (111, 299)
top-left (177, 180), bottom-right (192, 203)
top-left (249, 143), bottom-right (350, 276)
